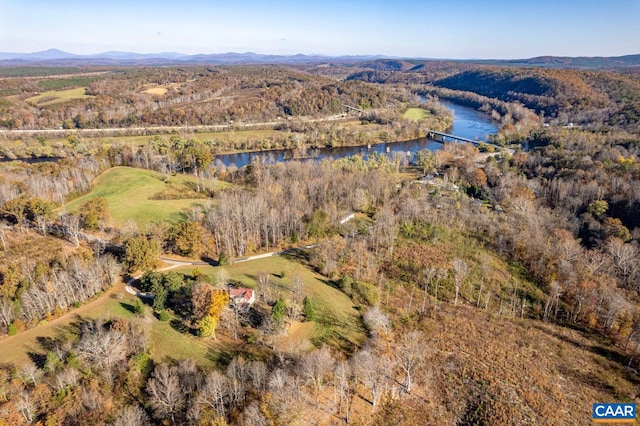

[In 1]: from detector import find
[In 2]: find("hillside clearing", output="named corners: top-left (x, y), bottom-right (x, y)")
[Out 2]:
top-left (403, 107), bottom-right (432, 121)
top-left (64, 166), bottom-right (224, 230)
top-left (25, 87), bottom-right (93, 106)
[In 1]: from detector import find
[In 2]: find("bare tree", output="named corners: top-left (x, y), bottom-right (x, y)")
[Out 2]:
top-left (433, 269), bottom-right (446, 314)
top-left (75, 322), bottom-right (127, 373)
top-left (60, 213), bottom-right (81, 246)
top-left (0, 298), bottom-right (14, 330)
top-left (267, 368), bottom-right (304, 424)
top-left (16, 390), bottom-right (35, 423)
top-left (19, 363), bottom-right (41, 386)
top-left (607, 238), bottom-right (639, 285)
top-left (0, 221), bottom-right (7, 252)
top-left (215, 269), bottom-right (229, 287)
top-left (422, 267), bottom-right (436, 315)
top-left (334, 361), bottom-right (355, 422)
top-left (363, 305), bottom-right (390, 336)
top-left (247, 360), bottom-right (268, 392)
top-left (226, 357), bottom-right (248, 406)
top-left (451, 258), bottom-right (469, 306)
top-left (291, 272), bottom-right (303, 303)
top-left (543, 281), bottom-right (562, 322)
top-left (243, 400), bottom-right (269, 426)
top-left (353, 349), bottom-right (389, 408)
top-left (197, 370), bottom-right (228, 418)
top-left (54, 367), bottom-right (80, 393)
top-left (299, 346), bottom-right (335, 403)
top-left (113, 405), bottom-right (150, 426)
top-left (394, 330), bottom-right (425, 393)
top-left (147, 364), bottom-right (185, 422)
top-left (256, 271), bottom-right (272, 303)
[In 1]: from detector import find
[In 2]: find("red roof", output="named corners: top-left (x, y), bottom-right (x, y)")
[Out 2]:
top-left (229, 288), bottom-right (254, 302)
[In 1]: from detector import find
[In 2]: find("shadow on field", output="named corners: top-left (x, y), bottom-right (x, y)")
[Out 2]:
top-left (29, 316), bottom-right (93, 368)
top-left (169, 319), bottom-right (192, 335)
top-left (120, 302), bottom-right (137, 314)
top-left (206, 347), bottom-right (237, 367)
top-left (201, 256), bottom-right (220, 266)
top-left (531, 322), bottom-right (640, 391)
top-left (27, 352), bottom-right (47, 369)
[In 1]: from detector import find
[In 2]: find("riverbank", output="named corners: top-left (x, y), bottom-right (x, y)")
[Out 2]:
top-left (0, 102), bottom-right (497, 166)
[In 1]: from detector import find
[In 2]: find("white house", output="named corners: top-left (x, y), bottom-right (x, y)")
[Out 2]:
top-left (229, 288), bottom-right (256, 308)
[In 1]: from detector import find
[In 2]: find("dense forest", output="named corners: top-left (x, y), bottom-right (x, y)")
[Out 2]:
top-left (0, 61), bottom-right (639, 424)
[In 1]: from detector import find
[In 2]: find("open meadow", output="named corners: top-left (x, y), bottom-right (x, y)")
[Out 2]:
top-left (24, 87), bottom-right (93, 106)
top-left (64, 166), bottom-right (227, 230)
top-left (402, 107), bottom-right (432, 121)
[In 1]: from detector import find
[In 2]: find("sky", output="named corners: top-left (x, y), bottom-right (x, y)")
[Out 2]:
top-left (1, 0), bottom-right (639, 59)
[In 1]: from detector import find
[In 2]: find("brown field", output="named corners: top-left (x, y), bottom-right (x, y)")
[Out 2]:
top-left (141, 82), bottom-right (183, 96)
top-left (142, 87), bottom-right (168, 95)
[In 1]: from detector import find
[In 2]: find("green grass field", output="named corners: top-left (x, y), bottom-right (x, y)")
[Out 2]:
top-left (148, 312), bottom-right (236, 368)
top-left (65, 166), bottom-right (223, 230)
top-left (403, 107), bottom-right (432, 121)
top-left (0, 289), bottom-right (135, 366)
top-left (177, 255), bottom-right (367, 353)
top-left (25, 87), bottom-right (93, 106)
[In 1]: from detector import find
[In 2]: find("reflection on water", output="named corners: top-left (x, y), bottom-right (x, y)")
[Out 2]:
top-left (0, 102), bottom-right (498, 168)
top-left (441, 101), bottom-right (498, 141)
top-left (214, 101), bottom-right (498, 168)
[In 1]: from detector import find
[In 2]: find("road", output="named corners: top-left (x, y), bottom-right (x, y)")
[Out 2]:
top-left (0, 115), bottom-right (348, 136)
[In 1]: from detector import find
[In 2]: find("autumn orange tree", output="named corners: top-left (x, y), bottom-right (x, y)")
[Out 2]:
top-left (197, 288), bottom-right (229, 339)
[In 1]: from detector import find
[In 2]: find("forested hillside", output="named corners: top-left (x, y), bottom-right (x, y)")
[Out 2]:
top-left (347, 62), bottom-right (640, 132)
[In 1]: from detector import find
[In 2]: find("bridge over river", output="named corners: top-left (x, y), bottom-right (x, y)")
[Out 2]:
top-left (428, 129), bottom-right (482, 145)
top-left (426, 129), bottom-right (504, 151)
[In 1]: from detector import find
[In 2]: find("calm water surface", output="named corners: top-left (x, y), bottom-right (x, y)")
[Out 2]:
top-left (0, 102), bottom-right (498, 167)
top-left (214, 101), bottom-right (498, 168)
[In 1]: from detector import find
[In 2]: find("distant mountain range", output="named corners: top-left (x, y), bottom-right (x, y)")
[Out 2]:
top-left (0, 48), bottom-right (387, 66)
top-left (0, 48), bottom-right (639, 68)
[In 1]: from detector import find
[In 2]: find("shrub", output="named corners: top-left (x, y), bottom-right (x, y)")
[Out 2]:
top-left (302, 296), bottom-right (315, 321)
top-left (133, 300), bottom-right (145, 314)
top-left (271, 298), bottom-right (287, 326)
top-left (158, 310), bottom-right (170, 322)
top-left (7, 323), bottom-right (17, 336)
top-left (339, 275), bottom-right (354, 296)
top-left (353, 281), bottom-right (379, 306)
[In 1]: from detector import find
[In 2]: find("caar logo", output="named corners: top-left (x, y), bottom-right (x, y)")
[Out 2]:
top-left (592, 403), bottom-right (636, 423)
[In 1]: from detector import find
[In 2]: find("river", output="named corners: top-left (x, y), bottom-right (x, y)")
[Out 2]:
top-left (1, 102), bottom-right (498, 167)
top-left (213, 101), bottom-right (498, 168)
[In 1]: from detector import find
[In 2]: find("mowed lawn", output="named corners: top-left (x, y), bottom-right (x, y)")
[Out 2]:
top-left (25, 87), bottom-right (93, 106)
top-left (403, 107), bottom-right (432, 121)
top-left (177, 255), bottom-right (367, 353)
top-left (65, 166), bottom-right (219, 230)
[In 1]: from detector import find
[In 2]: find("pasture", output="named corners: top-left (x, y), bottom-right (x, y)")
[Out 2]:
top-left (403, 107), bottom-right (432, 121)
top-left (25, 87), bottom-right (93, 106)
top-left (65, 166), bottom-right (222, 230)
